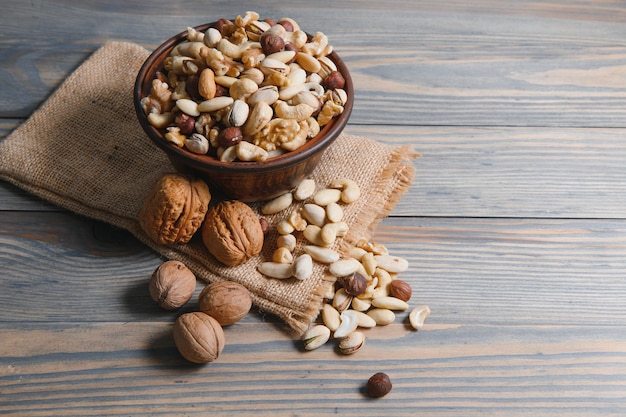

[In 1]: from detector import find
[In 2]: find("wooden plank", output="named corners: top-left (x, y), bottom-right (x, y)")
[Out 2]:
top-left (1, 212), bottom-right (625, 327)
top-left (1, 1), bottom-right (625, 126)
top-left (1, 321), bottom-right (625, 416)
top-left (4, 123), bottom-right (626, 219)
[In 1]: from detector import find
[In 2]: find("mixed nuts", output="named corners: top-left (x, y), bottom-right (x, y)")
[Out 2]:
top-left (141, 11), bottom-right (348, 162)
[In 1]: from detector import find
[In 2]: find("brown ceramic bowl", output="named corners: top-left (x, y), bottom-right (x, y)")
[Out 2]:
top-left (134, 21), bottom-right (353, 202)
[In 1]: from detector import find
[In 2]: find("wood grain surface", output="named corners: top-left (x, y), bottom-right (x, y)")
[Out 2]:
top-left (1, 1), bottom-right (625, 415)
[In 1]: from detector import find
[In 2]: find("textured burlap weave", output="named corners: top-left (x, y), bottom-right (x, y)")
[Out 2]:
top-left (0, 41), bottom-right (417, 335)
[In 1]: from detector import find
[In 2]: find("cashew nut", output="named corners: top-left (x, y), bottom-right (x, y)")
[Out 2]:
top-left (320, 221), bottom-right (349, 246)
top-left (218, 38), bottom-right (259, 60)
top-left (203, 27), bottom-right (222, 48)
top-left (329, 178), bottom-right (361, 204)
top-left (236, 141), bottom-right (268, 162)
top-left (243, 101), bottom-right (274, 136)
top-left (274, 101), bottom-right (315, 121)
top-left (164, 127), bottom-right (186, 147)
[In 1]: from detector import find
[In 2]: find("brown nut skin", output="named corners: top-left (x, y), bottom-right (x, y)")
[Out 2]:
top-left (389, 279), bottom-right (412, 302)
top-left (367, 372), bottom-right (392, 398)
top-left (201, 200), bottom-right (264, 266)
top-left (217, 126), bottom-right (243, 148)
top-left (322, 70), bottom-right (346, 91)
top-left (339, 272), bottom-right (367, 296)
top-left (198, 281), bottom-right (252, 326)
top-left (175, 112), bottom-right (196, 135)
top-left (172, 312), bottom-right (225, 364)
top-left (260, 32), bottom-right (285, 55)
top-left (149, 260), bottom-right (196, 310)
top-left (139, 174), bottom-right (212, 245)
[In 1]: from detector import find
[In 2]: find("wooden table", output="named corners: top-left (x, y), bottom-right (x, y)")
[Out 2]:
top-left (1, 1), bottom-right (625, 415)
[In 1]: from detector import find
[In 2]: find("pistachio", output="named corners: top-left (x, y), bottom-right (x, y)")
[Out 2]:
top-left (338, 331), bottom-right (365, 355)
top-left (332, 287), bottom-right (352, 312)
top-left (302, 325), bottom-right (331, 351)
top-left (184, 133), bottom-right (209, 154)
top-left (226, 99), bottom-right (250, 127)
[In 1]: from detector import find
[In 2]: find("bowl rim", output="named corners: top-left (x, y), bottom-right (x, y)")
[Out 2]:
top-left (134, 21), bottom-right (353, 174)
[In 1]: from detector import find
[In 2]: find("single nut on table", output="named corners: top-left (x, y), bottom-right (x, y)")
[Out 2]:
top-left (312, 188), bottom-right (342, 206)
top-left (389, 279), bottom-right (413, 302)
top-left (338, 331), bottom-right (365, 355)
top-left (139, 173), bottom-right (211, 245)
top-left (149, 260), bottom-right (196, 310)
top-left (325, 202), bottom-right (344, 223)
top-left (409, 305), bottom-right (431, 331)
top-left (198, 281), bottom-right (252, 326)
top-left (201, 200), bottom-right (264, 266)
top-left (302, 324), bottom-right (331, 351)
top-left (273, 246), bottom-right (294, 264)
top-left (172, 312), bottom-right (225, 364)
top-left (301, 203), bottom-right (326, 227)
top-left (367, 372), bottom-right (392, 398)
top-left (276, 234), bottom-right (297, 252)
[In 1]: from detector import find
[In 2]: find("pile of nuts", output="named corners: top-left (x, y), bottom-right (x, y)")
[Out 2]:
top-left (253, 177), bottom-right (431, 355)
top-left (140, 11), bottom-right (348, 162)
top-left (150, 260), bottom-right (253, 364)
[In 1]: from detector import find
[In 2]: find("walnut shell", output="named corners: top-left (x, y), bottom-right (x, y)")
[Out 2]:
top-left (201, 200), bottom-right (264, 266)
top-left (198, 281), bottom-right (252, 326)
top-left (172, 312), bottom-right (225, 364)
top-left (149, 260), bottom-right (196, 310)
top-left (139, 173), bottom-right (211, 245)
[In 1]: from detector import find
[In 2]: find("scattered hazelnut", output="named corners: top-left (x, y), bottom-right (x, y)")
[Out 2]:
top-left (367, 372), bottom-right (392, 398)
top-left (217, 126), bottom-right (243, 148)
top-left (198, 281), bottom-right (252, 326)
top-left (149, 260), bottom-right (196, 310)
top-left (260, 32), bottom-right (285, 55)
top-left (172, 312), bottom-right (225, 364)
top-left (322, 70), bottom-right (345, 90)
top-left (389, 279), bottom-right (412, 302)
top-left (277, 19), bottom-right (294, 32)
top-left (338, 272), bottom-right (367, 296)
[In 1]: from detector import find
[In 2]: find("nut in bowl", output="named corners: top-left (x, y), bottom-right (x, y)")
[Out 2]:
top-left (134, 12), bottom-right (353, 202)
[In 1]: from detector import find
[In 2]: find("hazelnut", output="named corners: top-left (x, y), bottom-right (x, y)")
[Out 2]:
top-left (175, 112), bottom-right (196, 135)
top-left (259, 217), bottom-right (270, 234)
top-left (260, 32), bottom-right (285, 55)
top-left (322, 70), bottom-right (345, 91)
top-left (149, 260), bottom-right (196, 310)
top-left (172, 312), bottom-right (225, 364)
top-left (367, 372), bottom-right (392, 398)
top-left (389, 279), bottom-right (412, 302)
top-left (198, 281), bottom-right (252, 325)
top-left (201, 200), bottom-right (264, 266)
top-left (277, 20), bottom-right (294, 32)
top-left (338, 272), bottom-right (367, 296)
top-left (217, 126), bottom-right (243, 148)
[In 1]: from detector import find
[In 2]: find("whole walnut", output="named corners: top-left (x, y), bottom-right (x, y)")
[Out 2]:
top-left (139, 173), bottom-right (211, 245)
top-left (198, 281), bottom-right (252, 326)
top-left (201, 200), bottom-right (264, 266)
top-left (172, 312), bottom-right (225, 364)
top-left (149, 260), bottom-right (196, 310)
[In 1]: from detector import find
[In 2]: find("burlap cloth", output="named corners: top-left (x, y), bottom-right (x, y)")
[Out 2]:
top-left (0, 41), bottom-right (417, 335)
